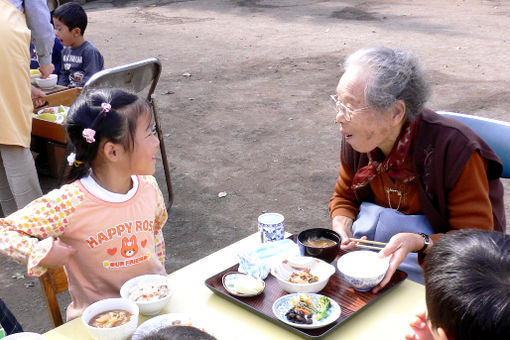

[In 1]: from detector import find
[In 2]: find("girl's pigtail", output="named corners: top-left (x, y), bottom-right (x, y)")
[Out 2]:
top-left (64, 92), bottom-right (109, 184)
top-left (65, 148), bottom-right (92, 184)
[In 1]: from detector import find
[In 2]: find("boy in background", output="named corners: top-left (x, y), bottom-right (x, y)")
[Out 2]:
top-left (406, 229), bottom-right (510, 340)
top-left (53, 2), bottom-right (103, 87)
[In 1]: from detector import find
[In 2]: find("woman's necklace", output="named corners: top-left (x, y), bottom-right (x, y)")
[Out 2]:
top-left (385, 187), bottom-right (403, 211)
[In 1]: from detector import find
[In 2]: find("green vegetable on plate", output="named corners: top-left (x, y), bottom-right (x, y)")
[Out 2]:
top-left (315, 296), bottom-right (331, 320)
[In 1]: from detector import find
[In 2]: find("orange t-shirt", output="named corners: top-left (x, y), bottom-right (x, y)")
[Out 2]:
top-left (0, 175), bottom-right (168, 320)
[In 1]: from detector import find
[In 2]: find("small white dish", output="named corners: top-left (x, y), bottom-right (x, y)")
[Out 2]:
top-left (131, 313), bottom-right (215, 340)
top-left (272, 293), bottom-right (341, 329)
top-left (222, 271), bottom-right (265, 297)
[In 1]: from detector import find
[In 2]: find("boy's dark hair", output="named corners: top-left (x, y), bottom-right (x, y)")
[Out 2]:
top-left (65, 88), bottom-right (150, 183)
top-left (424, 229), bottom-right (510, 340)
top-left (141, 325), bottom-right (217, 340)
top-left (53, 2), bottom-right (88, 35)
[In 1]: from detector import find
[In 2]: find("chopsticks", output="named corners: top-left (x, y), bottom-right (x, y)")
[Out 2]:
top-left (350, 238), bottom-right (387, 251)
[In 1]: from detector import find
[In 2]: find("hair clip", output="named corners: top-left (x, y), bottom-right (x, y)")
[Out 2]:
top-left (82, 128), bottom-right (96, 143)
top-left (101, 102), bottom-right (111, 113)
top-left (66, 152), bottom-right (84, 167)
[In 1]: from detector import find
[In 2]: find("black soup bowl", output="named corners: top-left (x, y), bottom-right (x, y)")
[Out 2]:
top-left (297, 228), bottom-right (341, 263)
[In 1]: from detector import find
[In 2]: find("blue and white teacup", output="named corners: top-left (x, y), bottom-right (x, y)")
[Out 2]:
top-left (258, 213), bottom-right (285, 243)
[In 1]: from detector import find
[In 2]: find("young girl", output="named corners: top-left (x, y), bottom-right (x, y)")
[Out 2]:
top-left (0, 88), bottom-right (167, 321)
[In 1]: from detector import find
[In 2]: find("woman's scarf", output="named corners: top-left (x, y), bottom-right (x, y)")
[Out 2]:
top-left (351, 118), bottom-right (420, 190)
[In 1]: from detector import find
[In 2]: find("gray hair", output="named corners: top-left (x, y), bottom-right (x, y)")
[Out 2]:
top-left (344, 47), bottom-right (430, 121)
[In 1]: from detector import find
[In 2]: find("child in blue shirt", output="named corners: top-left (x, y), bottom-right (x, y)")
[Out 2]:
top-left (53, 3), bottom-right (104, 87)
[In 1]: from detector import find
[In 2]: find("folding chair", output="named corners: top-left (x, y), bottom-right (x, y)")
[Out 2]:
top-left (39, 267), bottom-right (68, 327)
top-left (438, 111), bottom-right (510, 178)
top-left (82, 57), bottom-right (174, 208)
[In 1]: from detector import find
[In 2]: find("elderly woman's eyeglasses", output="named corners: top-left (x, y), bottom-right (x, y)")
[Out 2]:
top-left (330, 95), bottom-right (369, 122)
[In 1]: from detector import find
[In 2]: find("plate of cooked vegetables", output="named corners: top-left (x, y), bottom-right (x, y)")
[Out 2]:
top-left (272, 293), bottom-right (341, 329)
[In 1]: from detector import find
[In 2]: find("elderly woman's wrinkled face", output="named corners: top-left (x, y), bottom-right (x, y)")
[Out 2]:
top-left (335, 66), bottom-right (397, 155)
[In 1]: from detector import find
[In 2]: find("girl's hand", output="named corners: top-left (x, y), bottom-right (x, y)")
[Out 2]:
top-left (331, 215), bottom-right (358, 250)
top-left (39, 239), bottom-right (76, 269)
top-left (372, 232), bottom-right (425, 293)
top-left (405, 311), bottom-right (435, 340)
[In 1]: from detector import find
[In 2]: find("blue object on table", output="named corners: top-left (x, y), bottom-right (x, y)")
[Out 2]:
top-left (438, 111), bottom-right (510, 178)
top-left (238, 239), bottom-right (300, 280)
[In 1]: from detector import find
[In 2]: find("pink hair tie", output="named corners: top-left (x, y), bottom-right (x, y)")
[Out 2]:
top-left (82, 128), bottom-right (96, 143)
top-left (101, 102), bottom-right (111, 113)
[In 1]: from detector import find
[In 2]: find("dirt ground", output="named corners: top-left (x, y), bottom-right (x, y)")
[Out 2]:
top-left (1, 0), bottom-right (509, 334)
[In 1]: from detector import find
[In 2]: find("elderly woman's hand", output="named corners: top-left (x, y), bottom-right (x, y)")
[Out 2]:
top-left (331, 215), bottom-right (359, 250)
top-left (372, 232), bottom-right (428, 293)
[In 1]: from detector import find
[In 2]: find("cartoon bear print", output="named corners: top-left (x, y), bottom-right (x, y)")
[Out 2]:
top-left (120, 235), bottom-right (138, 258)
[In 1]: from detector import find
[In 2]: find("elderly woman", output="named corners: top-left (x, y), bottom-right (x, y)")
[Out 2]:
top-left (329, 47), bottom-right (505, 291)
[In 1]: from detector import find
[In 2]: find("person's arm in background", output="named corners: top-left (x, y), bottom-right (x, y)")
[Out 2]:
top-left (24, 0), bottom-right (55, 77)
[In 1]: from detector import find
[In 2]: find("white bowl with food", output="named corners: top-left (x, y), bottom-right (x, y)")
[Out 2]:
top-left (270, 256), bottom-right (336, 293)
top-left (82, 298), bottom-right (139, 340)
top-left (120, 274), bottom-right (173, 316)
top-left (337, 250), bottom-right (390, 291)
top-left (35, 74), bottom-right (57, 90)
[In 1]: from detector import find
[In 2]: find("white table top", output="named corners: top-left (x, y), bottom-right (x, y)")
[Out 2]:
top-left (44, 233), bottom-right (425, 339)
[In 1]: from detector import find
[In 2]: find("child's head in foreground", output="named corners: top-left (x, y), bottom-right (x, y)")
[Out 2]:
top-left (140, 325), bottom-right (217, 340)
top-left (424, 229), bottom-right (510, 340)
top-left (65, 88), bottom-right (158, 184)
top-left (53, 2), bottom-right (87, 47)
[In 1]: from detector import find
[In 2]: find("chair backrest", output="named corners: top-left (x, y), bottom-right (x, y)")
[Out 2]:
top-left (39, 267), bottom-right (68, 327)
top-left (82, 57), bottom-right (161, 101)
top-left (437, 111), bottom-right (510, 178)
